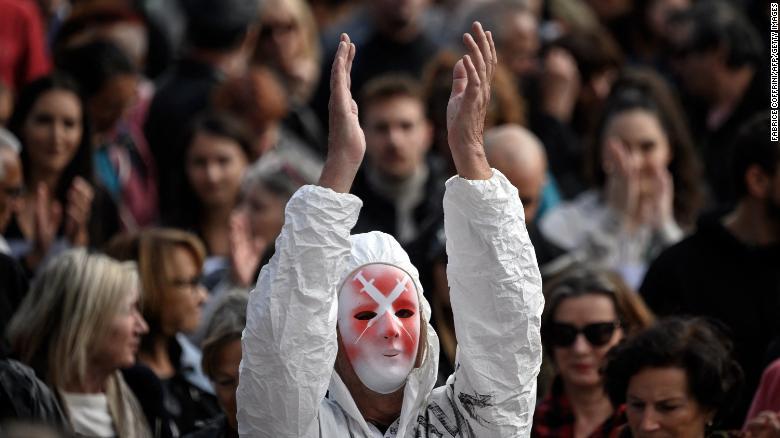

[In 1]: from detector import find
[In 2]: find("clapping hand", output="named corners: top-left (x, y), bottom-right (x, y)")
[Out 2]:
top-left (63, 176), bottom-right (94, 247)
top-left (446, 22), bottom-right (496, 180)
top-left (318, 33), bottom-right (364, 193)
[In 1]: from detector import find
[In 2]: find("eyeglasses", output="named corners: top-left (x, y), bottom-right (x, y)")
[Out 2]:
top-left (548, 321), bottom-right (620, 347)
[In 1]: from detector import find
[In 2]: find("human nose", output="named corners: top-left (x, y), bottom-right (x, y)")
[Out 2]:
top-left (638, 407), bottom-right (661, 432)
top-left (571, 333), bottom-right (591, 353)
top-left (206, 162), bottom-right (221, 182)
top-left (196, 285), bottom-right (208, 304)
top-left (135, 312), bottom-right (149, 334)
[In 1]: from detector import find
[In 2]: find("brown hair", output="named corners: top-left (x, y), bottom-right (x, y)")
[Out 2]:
top-left (541, 264), bottom-right (655, 354)
top-left (359, 74), bottom-right (426, 120)
top-left (105, 228), bottom-right (206, 341)
top-left (586, 68), bottom-right (704, 228)
top-left (212, 67), bottom-right (289, 128)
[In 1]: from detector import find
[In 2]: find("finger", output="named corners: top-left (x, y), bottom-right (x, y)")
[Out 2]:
top-left (486, 30), bottom-right (497, 78)
top-left (347, 43), bottom-right (355, 90)
top-left (71, 177), bottom-right (94, 200)
top-left (330, 39), bottom-right (348, 93)
top-left (450, 58), bottom-right (468, 98)
top-left (463, 54), bottom-right (481, 98)
top-left (463, 32), bottom-right (486, 83)
top-left (473, 22), bottom-right (492, 79)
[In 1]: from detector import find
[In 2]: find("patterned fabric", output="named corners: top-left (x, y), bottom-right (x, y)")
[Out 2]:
top-left (532, 378), bottom-right (626, 438)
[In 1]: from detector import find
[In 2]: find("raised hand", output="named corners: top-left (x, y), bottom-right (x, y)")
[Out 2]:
top-left (63, 176), bottom-right (94, 247)
top-left (319, 33), bottom-right (365, 193)
top-left (446, 22), bottom-right (496, 180)
top-left (639, 162), bottom-right (675, 229)
top-left (24, 183), bottom-right (61, 271)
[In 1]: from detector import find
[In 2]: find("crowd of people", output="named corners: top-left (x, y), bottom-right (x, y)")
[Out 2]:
top-left (0, 0), bottom-right (777, 437)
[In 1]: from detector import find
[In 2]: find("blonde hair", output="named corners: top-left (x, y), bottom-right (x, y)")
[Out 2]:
top-left (105, 228), bottom-right (206, 338)
top-left (257, 0), bottom-right (321, 64)
top-left (7, 249), bottom-right (139, 389)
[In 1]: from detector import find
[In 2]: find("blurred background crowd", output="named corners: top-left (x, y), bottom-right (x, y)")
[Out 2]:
top-left (0, 0), bottom-right (777, 436)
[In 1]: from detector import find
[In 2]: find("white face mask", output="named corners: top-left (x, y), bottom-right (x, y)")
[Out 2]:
top-left (338, 263), bottom-right (421, 394)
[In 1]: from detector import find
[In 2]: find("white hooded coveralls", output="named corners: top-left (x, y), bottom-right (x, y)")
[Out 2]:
top-left (238, 170), bottom-right (544, 437)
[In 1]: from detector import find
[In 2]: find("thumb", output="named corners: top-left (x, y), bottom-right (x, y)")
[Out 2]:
top-left (450, 59), bottom-right (468, 98)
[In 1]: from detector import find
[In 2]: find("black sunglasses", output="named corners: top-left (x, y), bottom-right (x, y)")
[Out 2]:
top-left (548, 321), bottom-right (620, 347)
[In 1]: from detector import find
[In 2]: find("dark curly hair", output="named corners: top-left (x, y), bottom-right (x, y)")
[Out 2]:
top-left (603, 317), bottom-right (743, 425)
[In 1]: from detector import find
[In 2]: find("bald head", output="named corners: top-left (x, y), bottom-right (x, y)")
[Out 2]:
top-left (485, 125), bottom-right (546, 221)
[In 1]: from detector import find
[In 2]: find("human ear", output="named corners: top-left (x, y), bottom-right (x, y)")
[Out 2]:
top-left (745, 165), bottom-right (770, 198)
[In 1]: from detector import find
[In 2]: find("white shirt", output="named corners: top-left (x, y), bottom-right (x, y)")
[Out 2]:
top-left (61, 391), bottom-right (116, 437)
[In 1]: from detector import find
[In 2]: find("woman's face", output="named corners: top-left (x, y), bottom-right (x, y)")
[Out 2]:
top-left (92, 286), bottom-right (148, 372)
top-left (211, 339), bottom-right (242, 432)
top-left (552, 294), bottom-right (623, 389)
top-left (626, 367), bottom-right (712, 438)
top-left (186, 131), bottom-right (249, 209)
top-left (258, 2), bottom-right (304, 70)
top-left (23, 89), bottom-right (83, 175)
top-left (244, 185), bottom-right (286, 245)
top-left (602, 109), bottom-right (673, 197)
top-left (161, 246), bottom-right (207, 335)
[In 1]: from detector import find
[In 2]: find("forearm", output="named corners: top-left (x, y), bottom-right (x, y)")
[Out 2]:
top-left (444, 170), bottom-right (544, 432)
top-left (450, 141), bottom-right (493, 181)
top-left (237, 185), bottom-right (361, 437)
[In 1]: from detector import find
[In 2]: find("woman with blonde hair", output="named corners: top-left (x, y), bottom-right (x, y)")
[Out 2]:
top-left (105, 228), bottom-right (219, 436)
top-left (7, 248), bottom-right (150, 437)
top-left (252, 0), bottom-right (321, 104)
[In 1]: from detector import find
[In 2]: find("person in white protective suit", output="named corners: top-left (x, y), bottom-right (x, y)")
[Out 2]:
top-left (237, 22), bottom-right (544, 437)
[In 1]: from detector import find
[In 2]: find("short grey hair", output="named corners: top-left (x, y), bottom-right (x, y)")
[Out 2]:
top-left (201, 291), bottom-right (248, 379)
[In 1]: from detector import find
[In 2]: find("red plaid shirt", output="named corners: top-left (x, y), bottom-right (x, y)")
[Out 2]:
top-left (532, 378), bottom-right (627, 438)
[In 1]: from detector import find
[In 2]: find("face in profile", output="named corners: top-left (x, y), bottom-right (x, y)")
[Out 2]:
top-left (363, 96), bottom-right (432, 181)
top-left (161, 245), bottom-right (207, 335)
top-left (23, 89), bottom-right (83, 175)
top-left (186, 131), bottom-right (249, 208)
top-left (626, 367), bottom-right (713, 438)
top-left (551, 294), bottom-right (623, 388)
top-left (92, 286), bottom-right (148, 371)
top-left (337, 263), bottom-right (420, 394)
top-left (211, 338), bottom-right (241, 431)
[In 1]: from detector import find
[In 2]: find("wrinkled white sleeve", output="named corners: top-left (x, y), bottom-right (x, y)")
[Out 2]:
top-left (237, 185), bottom-right (362, 438)
top-left (444, 170), bottom-right (544, 436)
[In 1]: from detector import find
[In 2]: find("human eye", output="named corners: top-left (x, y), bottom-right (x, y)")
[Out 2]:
top-left (32, 113), bottom-right (53, 125)
top-left (657, 402), bottom-right (681, 412)
top-left (354, 311), bottom-right (377, 320)
top-left (395, 309), bottom-right (415, 318)
top-left (639, 140), bottom-right (656, 153)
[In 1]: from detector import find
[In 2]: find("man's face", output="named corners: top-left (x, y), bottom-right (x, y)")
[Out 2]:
top-left (364, 96), bottom-right (432, 181)
top-left (337, 263), bottom-right (420, 394)
top-left (0, 150), bottom-right (23, 233)
top-left (372, 0), bottom-right (429, 35)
